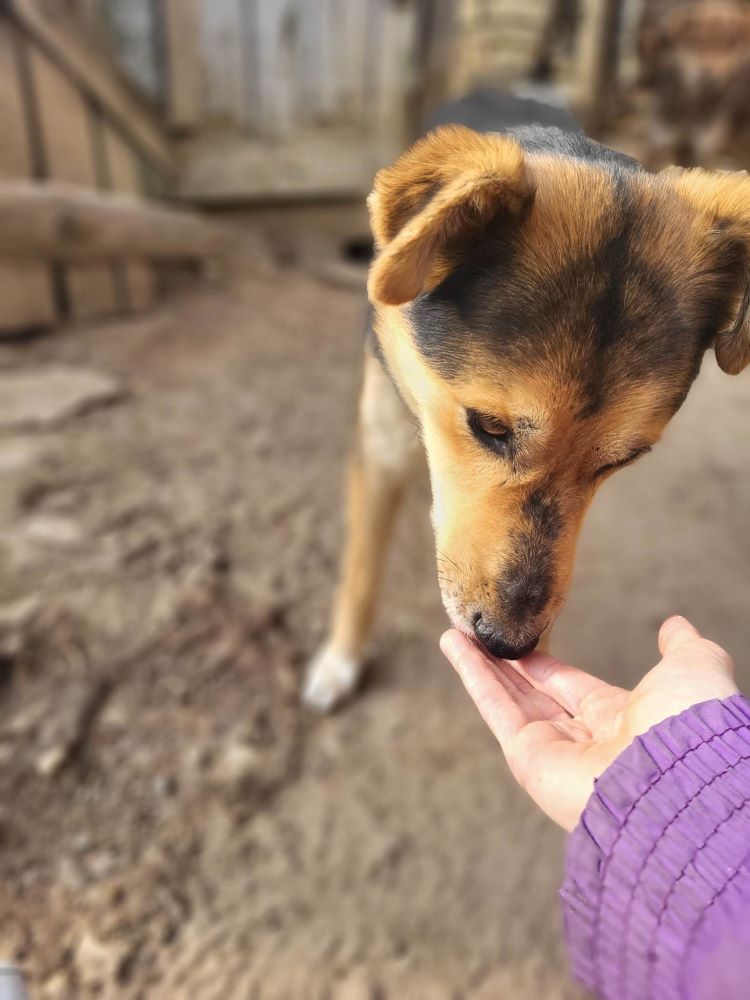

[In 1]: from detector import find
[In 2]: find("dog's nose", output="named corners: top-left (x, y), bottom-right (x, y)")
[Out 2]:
top-left (472, 616), bottom-right (540, 660)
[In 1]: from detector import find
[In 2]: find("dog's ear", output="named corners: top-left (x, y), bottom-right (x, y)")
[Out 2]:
top-left (666, 167), bottom-right (750, 374)
top-left (367, 125), bottom-right (534, 307)
top-left (716, 277), bottom-right (750, 376)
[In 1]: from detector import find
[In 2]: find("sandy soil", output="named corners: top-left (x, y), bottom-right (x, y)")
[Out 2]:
top-left (0, 244), bottom-right (749, 999)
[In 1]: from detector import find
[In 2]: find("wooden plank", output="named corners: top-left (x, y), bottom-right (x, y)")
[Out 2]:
top-left (0, 180), bottom-right (247, 261)
top-left (66, 264), bottom-right (117, 319)
top-left (50, 0), bottom-right (105, 42)
top-left (0, 24), bottom-right (57, 330)
top-left (124, 261), bottom-right (157, 310)
top-left (103, 124), bottom-right (143, 194)
top-left (297, 0), bottom-right (336, 125)
top-left (76, 0), bottom-right (103, 33)
top-left (329, 0), bottom-right (368, 123)
top-left (572, 0), bottom-right (607, 119)
top-left (162, 0), bottom-right (201, 131)
top-left (196, 0), bottom-right (246, 125)
top-left (178, 129), bottom-right (378, 202)
top-left (29, 44), bottom-right (96, 184)
top-left (0, 258), bottom-right (55, 332)
top-left (101, 124), bottom-right (160, 311)
top-left (254, 0), bottom-right (340, 134)
top-left (0, 23), bottom-right (32, 177)
top-left (7, 0), bottom-right (174, 174)
top-left (255, 0), bottom-right (296, 136)
top-left (100, 125), bottom-right (158, 312)
top-left (590, 0), bottom-right (626, 130)
top-left (26, 42), bottom-right (118, 320)
top-left (372, 0), bottom-right (418, 165)
top-left (416, 0), bottom-right (456, 120)
top-left (101, 0), bottom-right (162, 104)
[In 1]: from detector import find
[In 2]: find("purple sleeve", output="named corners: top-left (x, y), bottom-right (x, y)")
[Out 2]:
top-left (560, 695), bottom-right (750, 1000)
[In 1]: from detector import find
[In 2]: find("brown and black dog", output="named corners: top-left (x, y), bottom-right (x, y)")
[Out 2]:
top-left (640, 0), bottom-right (750, 165)
top-left (303, 92), bottom-right (750, 711)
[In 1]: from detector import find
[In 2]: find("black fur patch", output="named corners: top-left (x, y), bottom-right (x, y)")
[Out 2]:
top-left (497, 488), bottom-right (562, 626)
top-left (423, 89), bottom-right (580, 137)
top-left (407, 166), bottom-right (716, 423)
top-left (509, 125), bottom-right (643, 174)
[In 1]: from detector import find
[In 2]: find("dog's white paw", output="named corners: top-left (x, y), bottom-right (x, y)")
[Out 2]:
top-left (302, 646), bottom-right (362, 712)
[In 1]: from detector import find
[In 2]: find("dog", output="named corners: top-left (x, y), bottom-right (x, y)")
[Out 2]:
top-left (303, 89), bottom-right (750, 712)
top-left (639, 0), bottom-right (750, 166)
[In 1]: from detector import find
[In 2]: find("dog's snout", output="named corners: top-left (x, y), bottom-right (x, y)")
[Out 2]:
top-left (500, 569), bottom-right (552, 623)
top-left (472, 615), bottom-right (540, 660)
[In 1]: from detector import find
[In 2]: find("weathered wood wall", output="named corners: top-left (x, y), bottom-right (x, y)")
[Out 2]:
top-left (175, 0), bottom-right (421, 202)
top-left (0, 0), bottom-right (629, 333)
top-left (154, 0), bottom-right (618, 201)
top-left (0, 0), bottom-right (174, 333)
top-left (451, 0), bottom-right (556, 90)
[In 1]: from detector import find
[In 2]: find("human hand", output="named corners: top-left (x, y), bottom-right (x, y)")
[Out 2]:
top-left (440, 616), bottom-right (739, 831)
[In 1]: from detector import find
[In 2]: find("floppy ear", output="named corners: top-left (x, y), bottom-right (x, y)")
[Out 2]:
top-left (367, 125), bottom-right (534, 307)
top-left (666, 167), bottom-right (750, 374)
top-left (716, 279), bottom-right (750, 376)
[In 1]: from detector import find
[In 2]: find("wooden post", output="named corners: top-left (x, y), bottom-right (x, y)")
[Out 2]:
top-left (162, 0), bottom-right (201, 132)
top-left (592, 0), bottom-right (625, 131)
top-left (414, 0), bottom-right (456, 129)
top-left (3, 17), bottom-right (60, 325)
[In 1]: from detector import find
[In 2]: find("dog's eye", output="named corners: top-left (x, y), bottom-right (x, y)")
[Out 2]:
top-left (467, 409), bottom-right (512, 455)
top-left (593, 445), bottom-right (652, 479)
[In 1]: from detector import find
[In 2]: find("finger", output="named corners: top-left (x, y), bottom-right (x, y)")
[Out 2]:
top-left (512, 650), bottom-right (613, 717)
top-left (658, 615), bottom-right (703, 657)
top-left (441, 630), bottom-right (572, 719)
top-left (440, 630), bottom-right (532, 749)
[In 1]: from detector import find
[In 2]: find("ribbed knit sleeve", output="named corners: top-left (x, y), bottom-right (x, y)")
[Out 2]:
top-left (560, 695), bottom-right (750, 1000)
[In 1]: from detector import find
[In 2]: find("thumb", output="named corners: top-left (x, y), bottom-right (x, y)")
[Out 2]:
top-left (650, 615), bottom-right (738, 708)
top-left (658, 615), bottom-right (703, 657)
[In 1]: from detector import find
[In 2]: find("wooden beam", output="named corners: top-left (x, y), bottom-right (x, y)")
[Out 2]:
top-left (178, 130), bottom-right (378, 203)
top-left (0, 22), bottom-right (34, 177)
top-left (162, 0), bottom-right (201, 131)
top-left (0, 258), bottom-right (56, 330)
top-left (590, 0), bottom-right (625, 131)
top-left (6, 0), bottom-right (174, 175)
top-left (574, 0), bottom-right (625, 131)
top-left (414, 0), bottom-right (456, 127)
top-left (0, 181), bottom-right (247, 261)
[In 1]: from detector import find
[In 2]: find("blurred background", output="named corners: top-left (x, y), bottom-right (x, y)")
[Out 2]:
top-left (0, 1), bottom-right (749, 997)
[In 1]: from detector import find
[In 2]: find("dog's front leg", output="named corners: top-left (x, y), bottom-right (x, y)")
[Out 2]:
top-left (303, 349), bottom-right (420, 711)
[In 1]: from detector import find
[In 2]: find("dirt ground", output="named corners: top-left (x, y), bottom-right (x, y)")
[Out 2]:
top-left (1, 223), bottom-right (750, 1000)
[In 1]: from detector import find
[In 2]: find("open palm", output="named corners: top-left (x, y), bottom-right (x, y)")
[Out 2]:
top-left (440, 616), bottom-right (738, 831)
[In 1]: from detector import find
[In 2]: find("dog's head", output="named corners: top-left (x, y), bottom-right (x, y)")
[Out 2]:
top-left (367, 125), bottom-right (750, 658)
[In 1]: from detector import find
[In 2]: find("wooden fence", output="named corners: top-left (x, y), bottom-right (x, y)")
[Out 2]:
top-left (0, 0), bottom-right (625, 331)
top-left (0, 0), bottom-right (179, 332)
top-left (98, 0), bottom-right (618, 202)
top-left (171, 0), bottom-right (426, 202)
